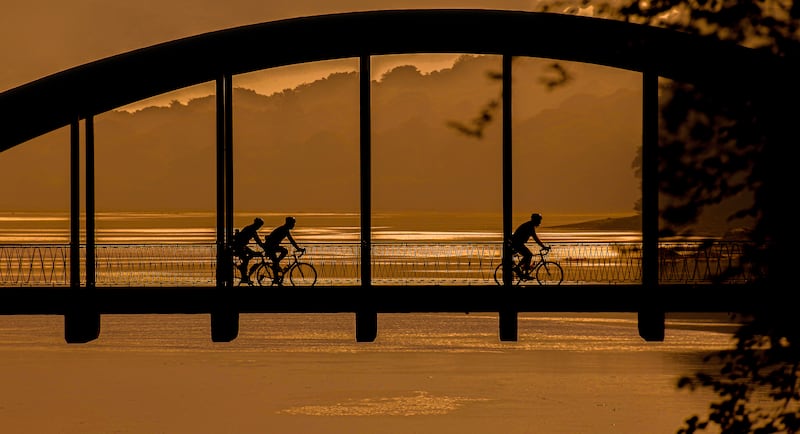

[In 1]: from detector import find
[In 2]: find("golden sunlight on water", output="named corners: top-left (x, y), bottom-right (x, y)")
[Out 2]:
top-left (0, 211), bottom-right (640, 244)
top-left (277, 390), bottom-right (488, 416)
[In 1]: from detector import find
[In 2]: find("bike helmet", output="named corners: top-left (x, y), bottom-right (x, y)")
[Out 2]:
top-left (531, 213), bottom-right (542, 223)
top-left (286, 216), bottom-right (296, 225)
top-left (254, 217), bottom-right (264, 225)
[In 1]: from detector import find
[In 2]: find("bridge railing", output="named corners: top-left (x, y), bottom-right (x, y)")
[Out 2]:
top-left (0, 241), bottom-right (754, 287)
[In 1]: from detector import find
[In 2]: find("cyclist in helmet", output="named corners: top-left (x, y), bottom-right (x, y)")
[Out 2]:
top-left (263, 216), bottom-right (305, 285)
top-left (510, 213), bottom-right (550, 276)
top-left (231, 217), bottom-right (266, 284)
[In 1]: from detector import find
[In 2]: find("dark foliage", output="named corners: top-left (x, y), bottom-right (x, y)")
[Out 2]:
top-left (677, 313), bottom-right (800, 433)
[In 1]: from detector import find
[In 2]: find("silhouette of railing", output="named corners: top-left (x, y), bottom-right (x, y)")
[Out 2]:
top-left (0, 241), bottom-right (753, 287)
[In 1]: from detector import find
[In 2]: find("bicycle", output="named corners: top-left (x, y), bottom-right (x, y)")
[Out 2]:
top-left (494, 248), bottom-right (564, 286)
top-left (236, 248), bottom-right (317, 287)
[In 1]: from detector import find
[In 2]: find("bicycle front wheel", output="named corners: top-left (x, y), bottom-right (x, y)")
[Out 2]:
top-left (493, 263), bottom-right (521, 286)
top-left (254, 263), bottom-right (276, 286)
top-left (536, 261), bottom-right (564, 285)
top-left (289, 262), bottom-right (317, 286)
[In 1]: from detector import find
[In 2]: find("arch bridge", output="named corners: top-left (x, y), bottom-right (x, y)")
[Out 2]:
top-left (0, 9), bottom-right (794, 344)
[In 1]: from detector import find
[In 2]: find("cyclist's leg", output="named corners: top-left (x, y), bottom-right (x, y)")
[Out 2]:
top-left (245, 247), bottom-right (261, 275)
top-left (271, 246), bottom-right (287, 270)
top-left (276, 246), bottom-right (288, 263)
top-left (275, 246), bottom-right (289, 284)
top-left (238, 251), bottom-right (253, 283)
top-left (521, 252), bottom-right (533, 273)
top-left (265, 247), bottom-right (282, 280)
top-left (512, 243), bottom-right (533, 274)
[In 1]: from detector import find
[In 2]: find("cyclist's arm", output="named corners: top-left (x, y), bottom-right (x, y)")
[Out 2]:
top-left (252, 234), bottom-right (268, 253)
top-left (288, 233), bottom-right (302, 250)
top-left (531, 231), bottom-right (548, 249)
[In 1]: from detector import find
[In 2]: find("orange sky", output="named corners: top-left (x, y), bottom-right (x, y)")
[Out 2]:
top-left (1, 1), bottom-right (555, 94)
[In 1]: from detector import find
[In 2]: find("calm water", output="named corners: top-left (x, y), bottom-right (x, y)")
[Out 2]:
top-left (0, 312), bottom-right (738, 433)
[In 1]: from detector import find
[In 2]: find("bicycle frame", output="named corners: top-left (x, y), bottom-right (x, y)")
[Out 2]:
top-left (494, 247), bottom-right (562, 286)
top-left (513, 249), bottom-right (550, 276)
top-left (272, 249), bottom-right (305, 275)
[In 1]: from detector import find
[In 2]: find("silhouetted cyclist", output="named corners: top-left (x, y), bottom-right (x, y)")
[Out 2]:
top-left (263, 216), bottom-right (305, 285)
top-left (231, 217), bottom-right (266, 284)
top-left (510, 213), bottom-right (550, 276)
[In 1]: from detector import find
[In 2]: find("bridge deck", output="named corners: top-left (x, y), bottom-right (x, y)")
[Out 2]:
top-left (0, 284), bottom-right (764, 315)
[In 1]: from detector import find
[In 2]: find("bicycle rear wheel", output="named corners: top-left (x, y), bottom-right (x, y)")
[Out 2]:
top-left (535, 261), bottom-right (564, 285)
top-left (254, 263), bottom-right (276, 286)
top-left (493, 263), bottom-right (522, 286)
top-left (289, 262), bottom-right (317, 286)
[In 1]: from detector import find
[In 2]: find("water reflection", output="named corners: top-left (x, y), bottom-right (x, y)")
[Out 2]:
top-left (0, 211), bottom-right (642, 244)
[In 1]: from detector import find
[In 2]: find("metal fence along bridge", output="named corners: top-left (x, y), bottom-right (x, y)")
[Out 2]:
top-left (1, 241), bottom-right (751, 287)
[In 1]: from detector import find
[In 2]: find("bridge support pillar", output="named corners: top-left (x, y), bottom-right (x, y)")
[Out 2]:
top-left (64, 287), bottom-right (100, 343)
top-left (211, 311), bottom-right (239, 342)
top-left (355, 311), bottom-right (377, 342)
top-left (499, 311), bottom-right (518, 341)
top-left (638, 310), bottom-right (665, 342)
top-left (64, 311), bottom-right (100, 343)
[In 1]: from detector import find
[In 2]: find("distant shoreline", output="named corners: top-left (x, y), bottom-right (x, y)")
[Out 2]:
top-left (551, 215), bottom-right (640, 231)
top-left (551, 214), bottom-right (752, 239)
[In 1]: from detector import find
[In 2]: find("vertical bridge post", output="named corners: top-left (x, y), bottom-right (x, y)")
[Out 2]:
top-left (499, 54), bottom-right (517, 341)
top-left (356, 54), bottom-right (377, 342)
top-left (639, 71), bottom-right (664, 341)
top-left (211, 73), bottom-right (239, 342)
top-left (65, 116), bottom-right (100, 343)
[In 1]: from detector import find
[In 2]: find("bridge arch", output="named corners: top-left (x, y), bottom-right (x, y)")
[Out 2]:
top-left (0, 9), bottom-right (795, 344)
top-left (0, 9), bottom-right (791, 150)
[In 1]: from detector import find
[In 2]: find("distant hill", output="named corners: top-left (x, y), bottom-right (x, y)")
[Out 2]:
top-left (552, 215), bottom-right (640, 231)
top-left (552, 209), bottom-right (754, 237)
